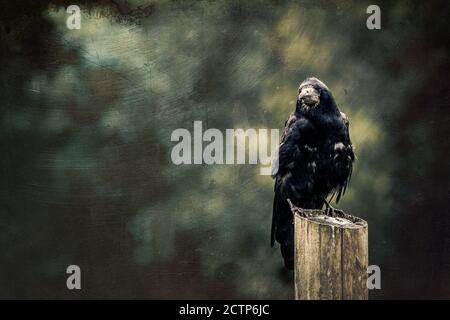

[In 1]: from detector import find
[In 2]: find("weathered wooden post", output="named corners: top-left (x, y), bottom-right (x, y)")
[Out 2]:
top-left (292, 207), bottom-right (368, 300)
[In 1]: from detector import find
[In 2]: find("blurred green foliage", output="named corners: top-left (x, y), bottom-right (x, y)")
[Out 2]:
top-left (1, 0), bottom-right (449, 298)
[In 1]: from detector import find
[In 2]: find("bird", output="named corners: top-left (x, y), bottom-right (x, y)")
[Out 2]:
top-left (271, 77), bottom-right (355, 270)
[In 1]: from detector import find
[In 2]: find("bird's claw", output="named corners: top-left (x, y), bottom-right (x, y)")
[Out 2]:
top-left (286, 198), bottom-right (295, 211)
top-left (297, 208), bottom-right (308, 217)
top-left (323, 199), bottom-right (344, 217)
top-left (325, 207), bottom-right (344, 217)
top-left (287, 198), bottom-right (308, 217)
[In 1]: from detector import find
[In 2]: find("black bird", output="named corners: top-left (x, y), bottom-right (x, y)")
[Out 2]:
top-left (271, 77), bottom-right (355, 270)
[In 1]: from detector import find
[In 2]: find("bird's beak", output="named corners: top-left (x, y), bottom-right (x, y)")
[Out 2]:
top-left (299, 85), bottom-right (320, 106)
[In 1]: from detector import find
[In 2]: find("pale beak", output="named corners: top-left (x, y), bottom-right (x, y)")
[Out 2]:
top-left (299, 85), bottom-right (320, 106)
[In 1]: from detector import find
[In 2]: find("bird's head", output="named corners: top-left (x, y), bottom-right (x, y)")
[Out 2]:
top-left (296, 77), bottom-right (336, 113)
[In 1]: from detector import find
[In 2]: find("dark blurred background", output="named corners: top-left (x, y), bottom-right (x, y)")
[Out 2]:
top-left (1, 0), bottom-right (449, 299)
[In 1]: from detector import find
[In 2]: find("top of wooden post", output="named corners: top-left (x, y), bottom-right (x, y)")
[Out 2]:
top-left (292, 207), bottom-right (367, 229)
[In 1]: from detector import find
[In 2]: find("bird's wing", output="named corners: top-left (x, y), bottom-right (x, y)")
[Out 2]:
top-left (332, 113), bottom-right (355, 202)
top-left (276, 115), bottom-right (313, 181)
top-left (270, 114), bottom-right (296, 177)
top-left (271, 114), bottom-right (313, 246)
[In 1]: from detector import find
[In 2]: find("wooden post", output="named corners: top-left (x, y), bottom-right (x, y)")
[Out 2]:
top-left (293, 207), bottom-right (368, 300)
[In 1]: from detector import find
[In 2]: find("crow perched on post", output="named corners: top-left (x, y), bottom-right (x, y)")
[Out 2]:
top-left (271, 77), bottom-right (355, 270)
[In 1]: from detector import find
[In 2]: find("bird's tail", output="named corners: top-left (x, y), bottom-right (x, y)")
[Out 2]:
top-left (272, 192), bottom-right (295, 270)
top-left (279, 223), bottom-right (294, 270)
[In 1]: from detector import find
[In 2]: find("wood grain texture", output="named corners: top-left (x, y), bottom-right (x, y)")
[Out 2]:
top-left (294, 209), bottom-right (368, 300)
